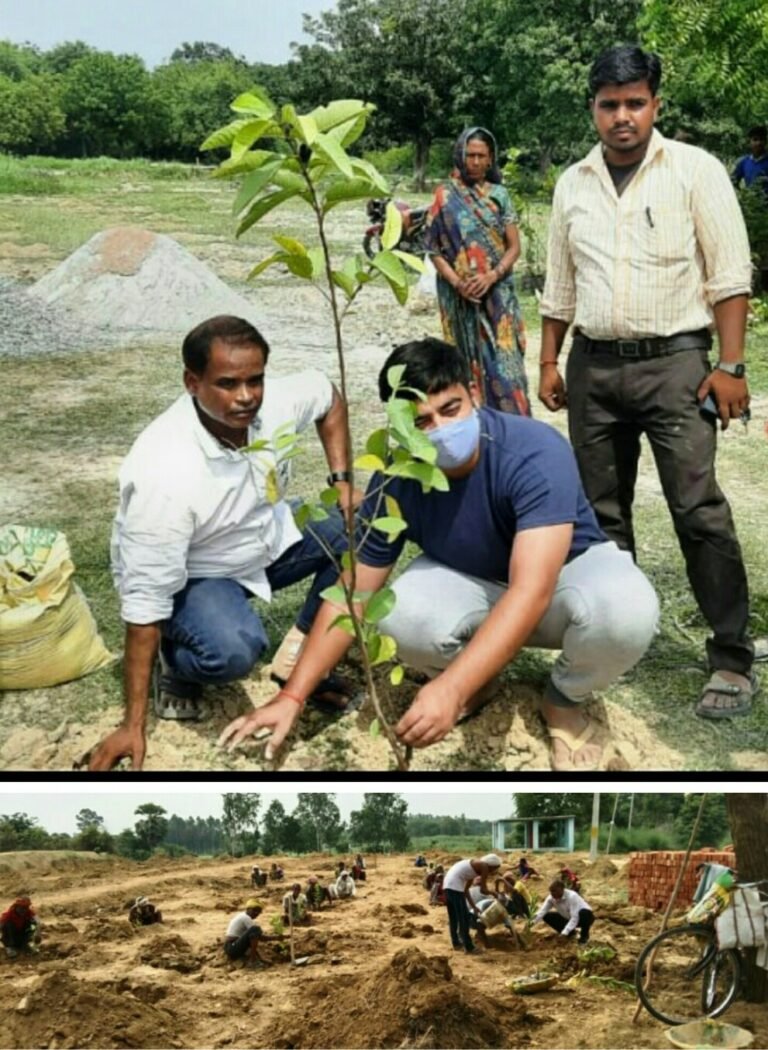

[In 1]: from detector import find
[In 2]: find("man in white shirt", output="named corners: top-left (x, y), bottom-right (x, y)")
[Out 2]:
top-left (531, 879), bottom-right (595, 944)
top-left (539, 44), bottom-right (756, 721)
top-left (88, 315), bottom-right (358, 771)
top-left (335, 870), bottom-right (356, 899)
top-left (224, 898), bottom-right (265, 963)
top-left (442, 854), bottom-right (502, 954)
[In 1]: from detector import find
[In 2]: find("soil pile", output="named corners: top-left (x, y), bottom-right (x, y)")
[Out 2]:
top-left (137, 932), bottom-right (202, 973)
top-left (30, 226), bottom-right (255, 334)
top-left (263, 946), bottom-right (529, 1049)
top-left (0, 969), bottom-right (180, 1049)
top-left (0, 277), bottom-right (107, 356)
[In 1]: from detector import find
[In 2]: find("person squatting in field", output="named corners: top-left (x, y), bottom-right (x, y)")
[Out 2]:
top-left (220, 339), bottom-right (659, 771)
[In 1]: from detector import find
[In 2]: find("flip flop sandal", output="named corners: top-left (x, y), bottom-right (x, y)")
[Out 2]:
top-left (152, 663), bottom-right (206, 721)
top-left (695, 671), bottom-right (758, 720)
top-left (546, 721), bottom-right (601, 772)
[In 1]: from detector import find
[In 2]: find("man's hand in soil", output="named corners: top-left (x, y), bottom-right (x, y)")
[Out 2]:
top-left (218, 695), bottom-right (301, 761)
top-left (88, 725), bottom-right (146, 771)
top-left (395, 678), bottom-right (463, 748)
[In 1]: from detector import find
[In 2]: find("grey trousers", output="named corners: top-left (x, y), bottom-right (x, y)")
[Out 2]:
top-left (379, 542), bottom-right (659, 705)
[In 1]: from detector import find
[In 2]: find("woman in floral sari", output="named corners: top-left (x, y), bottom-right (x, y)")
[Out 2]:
top-left (424, 127), bottom-right (530, 415)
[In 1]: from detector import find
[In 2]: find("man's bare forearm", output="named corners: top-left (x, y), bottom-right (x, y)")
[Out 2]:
top-left (316, 387), bottom-right (351, 474)
top-left (123, 623), bottom-right (161, 729)
top-left (540, 317), bottom-right (570, 365)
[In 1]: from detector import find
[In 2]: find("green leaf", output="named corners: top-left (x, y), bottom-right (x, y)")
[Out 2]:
top-left (370, 250), bottom-right (407, 288)
top-left (386, 460), bottom-right (449, 493)
top-left (314, 130), bottom-right (354, 178)
top-left (213, 149), bottom-right (275, 177)
top-left (331, 270), bottom-right (356, 299)
top-left (323, 177), bottom-right (381, 212)
top-left (354, 453), bottom-right (385, 472)
top-left (293, 502), bottom-right (311, 530)
top-left (284, 253), bottom-right (314, 279)
top-left (366, 428), bottom-right (388, 461)
top-left (328, 613), bottom-right (355, 636)
top-left (296, 113), bottom-right (319, 146)
top-left (364, 587), bottom-right (396, 624)
top-left (201, 119), bottom-right (252, 152)
top-left (247, 252), bottom-right (287, 279)
top-left (381, 201), bottom-right (403, 250)
top-left (386, 364), bottom-right (407, 392)
top-left (271, 169), bottom-right (309, 193)
top-left (392, 249), bottom-right (427, 273)
top-left (320, 486), bottom-right (340, 507)
top-left (307, 247), bottom-right (325, 277)
top-left (386, 275), bottom-right (409, 305)
top-left (232, 157), bottom-right (284, 215)
top-left (390, 664), bottom-right (405, 686)
top-left (385, 494), bottom-right (402, 519)
top-left (335, 112), bottom-right (369, 149)
top-left (340, 550), bottom-right (353, 572)
top-left (308, 505), bottom-right (330, 522)
top-left (371, 516), bottom-right (408, 540)
top-left (231, 119), bottom-right (276, 160)
top-left (369, 718), bottom-right (381, 738)
top-left (371, 633), bottom-right (397, 666)
top-left (320, 584), bottom-right (347, 606)
top-left (237, 189), bottom-right (299, 237)
top-left (308, 99), bottom-right (370, 133)
top-left (273, 235), bottom-right (307, 256)
top-left (349, 157), bottom-right (389, 193)
top-left (231, 90), bottom-right (276, 119)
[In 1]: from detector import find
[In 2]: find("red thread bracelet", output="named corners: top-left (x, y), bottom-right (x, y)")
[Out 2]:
top-left (278, 689), bottom-right (305, 707)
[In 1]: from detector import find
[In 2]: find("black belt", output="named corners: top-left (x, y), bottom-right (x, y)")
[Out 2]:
top-left (573, 328), bottom-right (711, 359)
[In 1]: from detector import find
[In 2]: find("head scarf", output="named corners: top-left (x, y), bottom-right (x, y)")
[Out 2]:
top-left (453, 127), bottom-right (502, 185)
top-left (1, 898), bottom-right (35, 929)
top-left (244, 898), bottom-right (264, 910)
top-left (480, 853), bottom-right (502, 868)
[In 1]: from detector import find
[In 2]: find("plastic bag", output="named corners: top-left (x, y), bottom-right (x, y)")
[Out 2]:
top-left (716, 887), bottom-right (767, 949)
top-left (0, 524), bottom-right (112, 689)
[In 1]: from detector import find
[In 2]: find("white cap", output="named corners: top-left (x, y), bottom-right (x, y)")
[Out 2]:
top-left (480, 854), bottom-right (502, 868)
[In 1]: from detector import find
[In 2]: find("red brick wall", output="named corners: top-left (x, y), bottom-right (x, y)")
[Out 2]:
top-left (628, 849), bottom-right (735, 911)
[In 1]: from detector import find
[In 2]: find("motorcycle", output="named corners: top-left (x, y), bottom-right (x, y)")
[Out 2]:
top-left (363, 197), bottom-right (430, 258)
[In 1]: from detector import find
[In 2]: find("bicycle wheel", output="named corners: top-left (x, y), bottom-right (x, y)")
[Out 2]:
top-left (635, 923), bottom-right (741, 1026)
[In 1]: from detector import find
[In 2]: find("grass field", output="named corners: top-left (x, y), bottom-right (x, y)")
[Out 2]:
top-left (0, 154), bottom-right (766, 771)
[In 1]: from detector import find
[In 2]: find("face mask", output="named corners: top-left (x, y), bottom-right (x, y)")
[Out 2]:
top-left (427, 409), bottom-right (480, 469)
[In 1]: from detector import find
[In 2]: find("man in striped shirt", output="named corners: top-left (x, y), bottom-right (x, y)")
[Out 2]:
top-left (539, 44), bottom-right (756, 721)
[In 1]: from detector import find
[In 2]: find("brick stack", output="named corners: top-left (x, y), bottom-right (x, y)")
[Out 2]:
top-left (628, 849), bottom-right (736, 912)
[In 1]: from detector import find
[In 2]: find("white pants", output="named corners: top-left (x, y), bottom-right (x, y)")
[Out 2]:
top-left (379, 542), bottom-right (659, 704)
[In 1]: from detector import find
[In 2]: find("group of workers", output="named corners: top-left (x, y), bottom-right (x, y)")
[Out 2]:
top-left (250, 863), bottom-right (285, 887)
top-left (439, 854), bottom-right (595, 954)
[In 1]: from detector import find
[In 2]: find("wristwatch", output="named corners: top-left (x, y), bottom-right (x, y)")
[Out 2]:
top-left (327, 470), bottom-right (352, 486)
top-left (716, 361), bottom-right (746, 378)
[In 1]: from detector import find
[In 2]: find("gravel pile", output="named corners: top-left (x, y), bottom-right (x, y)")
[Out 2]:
top-left (0, 277), bottom-right (119, 357)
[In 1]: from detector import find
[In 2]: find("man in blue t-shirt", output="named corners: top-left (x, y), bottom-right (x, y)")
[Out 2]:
top-left (219, 339), bottom-right (659, 770)
top-left (732, 126), bottom-right (768, 198)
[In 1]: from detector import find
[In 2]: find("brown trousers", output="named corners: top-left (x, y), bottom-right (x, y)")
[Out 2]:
top-left (566, 343), bottom-right (752, 675)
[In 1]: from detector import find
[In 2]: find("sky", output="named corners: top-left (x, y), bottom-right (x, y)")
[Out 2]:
top-left (2, 0), bottom-right (334, 68)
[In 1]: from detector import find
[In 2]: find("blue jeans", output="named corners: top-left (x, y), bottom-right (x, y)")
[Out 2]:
top-left (160, 508), bottom-right (348, 684)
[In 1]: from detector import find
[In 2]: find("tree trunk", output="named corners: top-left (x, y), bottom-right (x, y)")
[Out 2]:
top-left (725, 793), bottom-right (768, 1002)
top-left (413, 136), bottom-right (430, 192)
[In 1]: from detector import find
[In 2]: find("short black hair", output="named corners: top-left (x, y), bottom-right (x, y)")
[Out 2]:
top-left (748, 125), bottom-right (767, 141)
top-left (378, 338), bottom-right (472, 402)
top-left (549, 879), bottom-right (565, 894)
top-left (589, 45), bottom-right (662, 98)
top-left (182, 315), bottom-right (270, 375)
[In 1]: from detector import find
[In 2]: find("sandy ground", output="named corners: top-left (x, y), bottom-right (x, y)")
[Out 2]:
top-left (0, 849), bottom-right (766, 1050)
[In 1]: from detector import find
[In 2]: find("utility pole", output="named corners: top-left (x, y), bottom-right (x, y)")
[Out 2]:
top-left (606, 793), bottom-right (620, 854)
top-left (628, 793), bottom-right (634, 831)
top-left (589, 793), bottom-right (600, 860)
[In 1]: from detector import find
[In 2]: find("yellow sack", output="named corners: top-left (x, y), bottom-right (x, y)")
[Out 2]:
top-left (0, 525), bottom-right (113, 690)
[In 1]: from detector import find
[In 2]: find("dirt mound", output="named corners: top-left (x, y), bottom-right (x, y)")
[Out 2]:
top-left (263, 946), bottom-right (528, 1049)
top-left (584, 858), bottom-right (618, 879)
top-left (137, 933), bottom-right (202, 973)
top-left (30, 226), bottom-right (256, 334)
top-left (0, 969), bottom-right (180, 1049)
top-left (82, 916), bottom-right (137, 942)
top-left (0, 849), bottom-right (119, 880)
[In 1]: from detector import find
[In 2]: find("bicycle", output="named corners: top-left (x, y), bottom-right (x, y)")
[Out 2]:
top-left (634, 877), bottom-right (768, 1025)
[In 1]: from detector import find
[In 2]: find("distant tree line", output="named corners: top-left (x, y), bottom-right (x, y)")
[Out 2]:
top-left (0, 793), bottom-right (414, 861)
top-left (1, 0), bottom-right (763, 181)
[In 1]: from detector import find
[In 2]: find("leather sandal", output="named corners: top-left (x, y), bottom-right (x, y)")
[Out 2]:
top-left (546, 721), bottom-right (601, 772)
top-left (695, 671), bottom-right (758, 720)
top-left (152, 660), bottom-right (206, 721)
